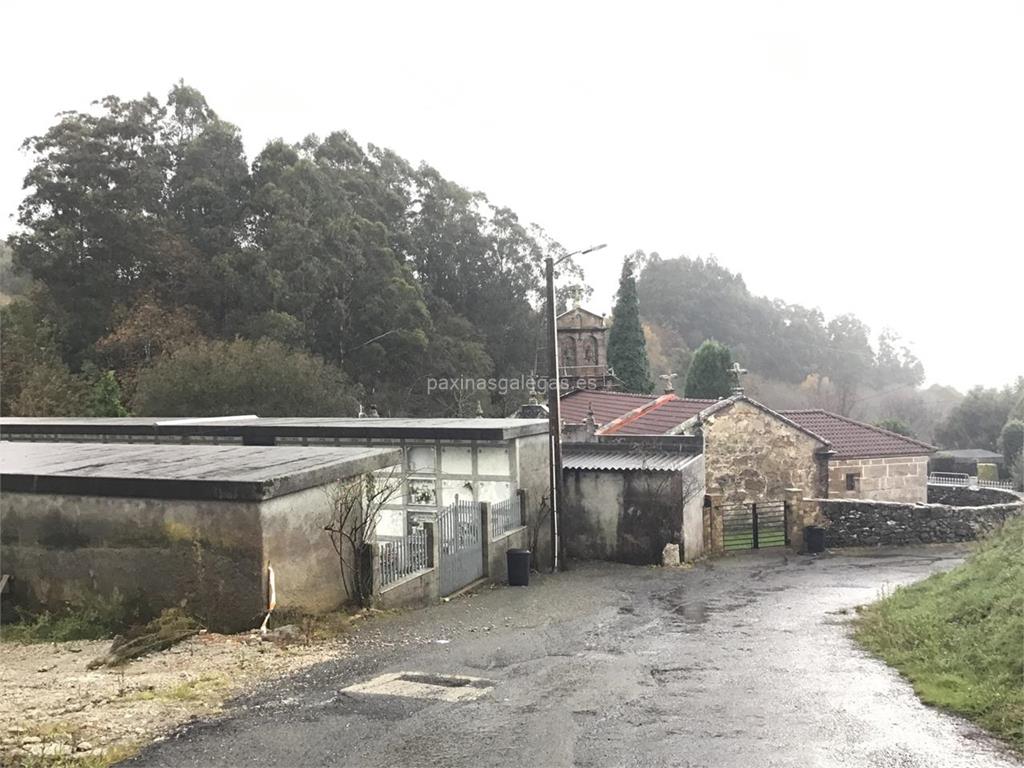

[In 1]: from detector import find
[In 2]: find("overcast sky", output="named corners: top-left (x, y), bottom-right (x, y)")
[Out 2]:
top-left (2, 1), bottom-right (1021, 392)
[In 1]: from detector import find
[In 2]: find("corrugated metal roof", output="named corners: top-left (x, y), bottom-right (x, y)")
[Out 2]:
top-left (562, 445), bottom-right (701, 472)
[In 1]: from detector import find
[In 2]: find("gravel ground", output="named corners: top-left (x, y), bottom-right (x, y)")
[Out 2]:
top-left (0, 625), bottom-right (356, 765)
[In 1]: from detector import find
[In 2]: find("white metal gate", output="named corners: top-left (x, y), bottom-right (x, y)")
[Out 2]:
top-left (438, 498), bottom-right (484, 596)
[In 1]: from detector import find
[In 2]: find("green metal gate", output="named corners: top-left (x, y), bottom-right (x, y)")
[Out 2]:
top-left (721, 501), bottom-right (789, 550)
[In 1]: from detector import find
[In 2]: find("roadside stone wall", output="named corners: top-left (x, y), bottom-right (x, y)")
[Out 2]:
top-left (703, 400), bottom-right (824, 503)
top-left (828, 456), bottom-right (928, 503)
top-left (927, 484), bottom-right (1021, 506)
top-left (814, 498), bottom-right (1023, 547)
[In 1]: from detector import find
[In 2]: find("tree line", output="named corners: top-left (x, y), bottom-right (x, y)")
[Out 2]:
top-left (603, 251), bottom-right (1021, 463)
top-left (1, 83), bottom-right (587, 417)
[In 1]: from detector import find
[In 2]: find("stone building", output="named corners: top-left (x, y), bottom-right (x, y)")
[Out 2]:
top-left (560, 390), bottom-right (936, 506)
top-left (782, 410), bottom-right (934, 503)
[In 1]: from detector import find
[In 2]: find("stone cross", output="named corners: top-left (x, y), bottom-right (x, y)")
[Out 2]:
top-left (659, 372), bottom-right (678, 393)
top-left (729, 362), bottom-right (748, 394)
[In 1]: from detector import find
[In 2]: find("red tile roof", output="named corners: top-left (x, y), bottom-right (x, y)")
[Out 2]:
top-left (560, 391), bottom-right (719, 435)
top-left (562, 391), bottom-right (937, 459)
top-left (782, 410), bottom-right (937, 459)
top-left (601, 395), bottom-right (718, 436)
top-left (560, 390), bottom-right (657, 427)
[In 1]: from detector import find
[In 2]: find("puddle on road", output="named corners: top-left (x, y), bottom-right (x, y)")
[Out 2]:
top-left (673, 601), bottom-right (709, 624)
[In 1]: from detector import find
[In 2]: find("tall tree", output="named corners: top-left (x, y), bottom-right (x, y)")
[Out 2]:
top-left (684, 340), bottom-right (734, 399)
top-left (606, 255), bottom-right (653, 393)
top-left (132, 338), bottom-right (359, 417)
top-left (936, 380), bottom-right (1024, 451)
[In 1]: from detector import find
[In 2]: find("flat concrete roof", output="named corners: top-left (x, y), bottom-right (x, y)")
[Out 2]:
top-left (0, 416), bottom-right (550, 442)
top-left (0, 443), bottom-right (401, 501)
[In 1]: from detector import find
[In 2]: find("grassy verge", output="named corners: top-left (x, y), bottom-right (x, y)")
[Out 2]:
top-left (854, 517), bottom-right (1024, 752)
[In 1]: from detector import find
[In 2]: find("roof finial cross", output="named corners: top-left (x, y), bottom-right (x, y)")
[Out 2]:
top-left (729, 362), bottom-right (748, 395)
top-left (659, 372), bottom-right (678, 394)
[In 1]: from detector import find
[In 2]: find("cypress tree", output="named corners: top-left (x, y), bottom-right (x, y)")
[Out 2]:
top-left (684, 339), bottom-right (734, 399)
top-left (607, 257), bottom-right (654, 393)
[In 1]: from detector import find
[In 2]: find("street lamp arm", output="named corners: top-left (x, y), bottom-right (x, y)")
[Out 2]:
top-left (551, 243), bottom-right (607, 267)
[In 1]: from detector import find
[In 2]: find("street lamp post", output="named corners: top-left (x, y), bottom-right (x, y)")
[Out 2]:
top-left (545, 243), bottom-right (606, 572)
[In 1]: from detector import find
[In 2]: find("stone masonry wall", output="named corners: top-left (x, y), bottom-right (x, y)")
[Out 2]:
top-left (704, 400), bottom-right (823, 503)
top-left (828, 456), bottom-right (928, 503)
top-left (815, 498), bottom-right (1023, 547)
top-left (927, 484), bottom-right (1021, 507)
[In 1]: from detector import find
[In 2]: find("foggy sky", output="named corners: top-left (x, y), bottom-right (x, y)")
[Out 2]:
top-left (1, 0), bottom-right (1021, 391)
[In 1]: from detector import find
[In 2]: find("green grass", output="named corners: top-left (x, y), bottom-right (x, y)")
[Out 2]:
top-left (854, 517), bottom-right (1024, 752)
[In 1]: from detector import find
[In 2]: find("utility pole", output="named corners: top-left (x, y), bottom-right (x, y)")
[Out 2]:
top-left (544, 244), bottom-right (606, 572)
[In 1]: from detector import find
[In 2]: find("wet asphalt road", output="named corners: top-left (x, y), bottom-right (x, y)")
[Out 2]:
top-left (129, 547), bottom-right (1021, 768)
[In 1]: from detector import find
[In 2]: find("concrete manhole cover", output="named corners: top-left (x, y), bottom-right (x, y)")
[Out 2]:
top-left (342, 672), bottom-right (494, 702)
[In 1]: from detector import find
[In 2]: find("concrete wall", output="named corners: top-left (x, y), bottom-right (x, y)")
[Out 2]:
top-left (1, 492), bottom-right (266, 632)
top-left (703, 400), bottom-right (823, 504)
top-left (487, 527), bottom-right (529, 583)
top-left (813, 497), bottom-right (1023, 547)
top-left (259, 484), bottom-right (350, 615)
top-left (1, 482), bottom-right (375, 631)
top-left (681, 455), bottom-right (706, 561)
top-left (562, 464), bottom-right (704, 565)
top-left (516, 432), bottom-right (552, 565)
top-left (828, 456), bottom-right (928, 503)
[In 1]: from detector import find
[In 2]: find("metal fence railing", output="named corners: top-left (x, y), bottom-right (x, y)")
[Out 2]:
top-left (379, 527), bottom-right (430, 589)
top-left (491, 493), bottom-right (523, 538)
top-left (928, 473), bottom-right (1014, 491)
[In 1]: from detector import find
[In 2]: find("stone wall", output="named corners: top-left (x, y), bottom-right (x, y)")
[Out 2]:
top-left (814, 498), bottom-right (1023, 547)
top-left (927, 484), bottom-right (1021, 507)
top-left (827, 456), bottom-right (928, 503)
top-left (703, 400), bottom-right (824, 503)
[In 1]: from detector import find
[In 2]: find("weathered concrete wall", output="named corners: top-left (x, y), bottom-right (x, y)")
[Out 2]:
top-left (1, 483), bottom-right (377, 631)
top-left (828, 456), bottom-right (928, 503)
top-left (703, 400), bottom-right (823, 504)
top-left (927, 484), bottom-right (1021, 506)
top-left (814, 498), bottom-right (1023, 547)
top-left (487, 527), bottom-right (529, 583)
top-left (516, 432), bottom-right (552, 565)
top-left (562, 468), bottom-right (702, 565)
top-left (681, 455), bottom-right (706, 561)
top-left (377, 567), bottom-right (439, 610)
top-left (259, 485), bottom-right (349, 615)
top-left (0, 492), bottom-right (265, 631)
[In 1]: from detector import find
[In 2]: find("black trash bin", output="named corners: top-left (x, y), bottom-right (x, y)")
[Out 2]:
top-left (507, 548), bottom-right (531, 586)
top-left (804, 525), bottom-right (826, 554)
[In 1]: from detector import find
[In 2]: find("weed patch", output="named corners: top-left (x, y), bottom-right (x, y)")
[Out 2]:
top-left (1, 592), bottom-right (142, 644)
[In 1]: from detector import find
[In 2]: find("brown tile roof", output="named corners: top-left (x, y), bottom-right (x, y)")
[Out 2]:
top-left (560, 390), bottom-right (658, 427)
top-left (600, 395), bottom-right (719, 436)
top-left (782, 410), bottom-right (937, 459)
